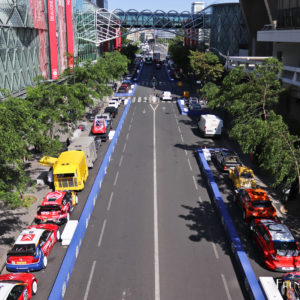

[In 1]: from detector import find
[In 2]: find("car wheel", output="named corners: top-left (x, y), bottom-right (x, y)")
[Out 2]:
top-left (32, 280), bottom-right (38, 295)
top-left (56, 230), bottom-right (61, 242)
top-left (43, 256), bottom-right (48, 269)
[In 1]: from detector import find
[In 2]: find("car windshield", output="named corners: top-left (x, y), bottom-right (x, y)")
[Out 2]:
top-left (241, 172), bottom-right (253, 179)
top-left (225, 156), bottom-right (239, 163)
top-left (273, 241), bottom-right (299, 256)
top-left (9, 244), bottom-right (36, 256)
top-left (252, 201), bottom-right (273, 208)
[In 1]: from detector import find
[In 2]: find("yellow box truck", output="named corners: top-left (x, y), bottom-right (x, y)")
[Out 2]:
top-left (39, 151), bottom-right (89, 191)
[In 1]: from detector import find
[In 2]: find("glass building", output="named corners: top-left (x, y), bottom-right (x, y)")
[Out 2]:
top-left (276, 0), bottom-right (300, 29)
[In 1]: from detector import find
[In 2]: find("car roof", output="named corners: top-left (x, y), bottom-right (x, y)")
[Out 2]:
top-left (260, 219), bottom-right (295, 242)
top-left (42, 191), bottom-right (65, 206)
top-left (15, 228), bottom-right (45, 245)
top-left (0, 283), bottom-right (19, 299)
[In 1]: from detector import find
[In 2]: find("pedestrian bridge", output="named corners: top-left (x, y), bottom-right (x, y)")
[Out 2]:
top-left (76, 7), bottom-right (206, 45)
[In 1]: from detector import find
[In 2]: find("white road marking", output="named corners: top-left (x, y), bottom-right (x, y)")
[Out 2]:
top-left (113, 171), bottom-right (119, 186)
top-left (126, 133), bottom-right (129, 140)
top-left (180, 134), bottom-right (184, 142)
top-left (130, 117), bottom-right (133, 124)
top-left (138, 97), bottom-right (142, 102)
top-left (128, 124), bottom-right (132, 131)
top-left (123, 143), bottom-right (127, 153)
top-left (178, 126), bottom-right (181, 133)
top-left (184, 150), bottom-right (188, 156)
top-left (144, 96), bottom-right (147, 101)
top-left (198, 195), bottom-right (203, 203)
top-left (150, 103), bottom-right (161, 300)
top-left (97, 219), bottom-right (107, 247)
top-left (221, 273), bottom-right (233, 300)
top-left (119, 155), bottom-right (124, 167)
top-left (83, 260), bottom-right (97, 300)
top-left (192, 176), bottom-right (198, 190)
top-left (211, 242), bottom-right (219, 259)
top-left (187, 158), bottom-right (192, 171)
top-left (107, 191), bottom-right (114, 211)
top-left (132, 97), bottom-right (136, 102)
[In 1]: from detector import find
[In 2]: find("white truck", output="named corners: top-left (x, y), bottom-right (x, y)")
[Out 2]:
top-left (161, 91), bottom-right (172, 101)
top-left (198, 114), bottom-right (223, 138)
top-left (68, 136), bottom-right (97, 168)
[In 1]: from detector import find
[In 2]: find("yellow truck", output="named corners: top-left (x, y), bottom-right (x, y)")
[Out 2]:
top-left (39, 151), bottom-right (89, 191)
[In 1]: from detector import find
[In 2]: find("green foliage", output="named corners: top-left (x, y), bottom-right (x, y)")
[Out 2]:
top-left (168, 38), bottom-right (190, 73)
top-left (189, 51), bottom-right (224, 84)
top-left (206, 57), bottom-right (300, 192)
top-left (121, 43), bottom-right (139, 62)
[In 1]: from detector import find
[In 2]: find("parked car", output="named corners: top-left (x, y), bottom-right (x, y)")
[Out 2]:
top-left (35, 190), bottom-right (78, 225)
top-left (234, 188), bottom-right (277, 221)
top-left (91, 117), bottom-right (110, 141)
top-left (6, 224), bottom-right (60, 272)
top-left (108, 100), bottom-right (119, 109)
top-left (117, 85), bottom-right (129, 94)
top-left (104, 106), bottom-right (118, 118)
top-left (160, 91), bottom-right (172, 101)
top-left (0, 273), bottom-right (38, 299)
top-left (189, 103), bottom-right (202, 111)
top-left (211, 149), bottom-right (242, 172)
top-left (281, 271), bottom-right (300, 299)
top-left (98, 113), bottom-right (112, 129)
top-left (188, 97), bottom-right (199, 107)
top-left (229, 166), bottom-right (256, 189)
top-left (250, 219), bottom-right (300, 271)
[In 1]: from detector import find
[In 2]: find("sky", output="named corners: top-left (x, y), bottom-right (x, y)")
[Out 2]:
top-left (108, 0), bottom-right (239, 12)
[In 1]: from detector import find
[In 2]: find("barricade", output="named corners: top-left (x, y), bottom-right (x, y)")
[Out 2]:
top-left (133, 62), bottom-right (144, 82)
top-left (164, 63), bottom-right (175, 82)
top-left (177, 99), bottom-right (188, 115)
top-left (49, 100), bottom-right (132, 300)
top-left (197, 148), bottom-right (265, 300)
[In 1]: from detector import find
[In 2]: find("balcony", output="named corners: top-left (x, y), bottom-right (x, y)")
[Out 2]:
top-left (257, 25), bottom-right (300, 43)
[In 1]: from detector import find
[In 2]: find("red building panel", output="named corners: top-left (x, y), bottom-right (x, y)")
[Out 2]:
top-left (65, 0), bottom-right (74, 68)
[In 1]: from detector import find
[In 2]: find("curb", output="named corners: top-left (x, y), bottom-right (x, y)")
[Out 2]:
top-left (197, 148), bottom-right (266, 300)
top-left (48, 100), bottom-right (132, 300)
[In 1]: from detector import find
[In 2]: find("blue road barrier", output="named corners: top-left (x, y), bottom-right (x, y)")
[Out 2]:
top-left (177, 99), bottom-right (188, 115)
top-left (164, 63), bottom-right (175, 82)
top-left (49, 100), bottom-right (132, 300)
top-left (133, 62), bottom-right (144, 82)
top-left (197, 148), bottom-right (265, 300)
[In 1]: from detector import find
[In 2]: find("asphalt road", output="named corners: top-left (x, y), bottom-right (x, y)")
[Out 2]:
top-left (64, 63), bottom-right (245, 299)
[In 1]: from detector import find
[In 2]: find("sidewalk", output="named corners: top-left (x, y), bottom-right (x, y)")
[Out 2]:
top-left (0, 96), bottom-right (111, 274)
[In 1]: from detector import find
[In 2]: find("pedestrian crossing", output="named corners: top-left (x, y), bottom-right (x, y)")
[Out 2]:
top-left (124, 96), bottom-right (175, 103)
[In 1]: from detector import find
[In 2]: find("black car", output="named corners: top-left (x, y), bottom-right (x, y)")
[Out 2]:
top-left (104, 106), bottom-right (118, 118)
top-left (212, 149), bottom-right (242, 172)
top-left (189, 103), bottom-right (202, 111)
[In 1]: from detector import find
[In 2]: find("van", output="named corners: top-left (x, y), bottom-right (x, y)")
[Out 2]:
top-left (68, 137), bottom-right (97, 168)
top-left (39, 151), bottom-right (89, 191)
top-left (198, 114), bottom-right (223, 137)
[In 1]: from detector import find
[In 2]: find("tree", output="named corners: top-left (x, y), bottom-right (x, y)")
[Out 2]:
top-left (203, 58), bottom-right (300, 194)
top-left (189, 50), bottom-right (224, 84)
top-left (121, 43), bottom-right (139, 63)
top-left (103, 51), bottom-right (129, 81)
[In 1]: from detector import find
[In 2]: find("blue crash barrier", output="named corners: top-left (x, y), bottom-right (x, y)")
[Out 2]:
top-left (177, 99), bottom-right (203, 117)
top-left (133, 62), bottom-right (144, 82)
top-left (177, 99), bottom-right (188, 115)
top-left (164, 63), bottom-right (175, 82)
top-left (49, 100), bottom-right (132, 300)
top-left (197, 148), bottom-right (266, 300)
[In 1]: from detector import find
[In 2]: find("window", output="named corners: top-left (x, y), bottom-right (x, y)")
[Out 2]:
top-left (7, 285), bottom-right (26, 300)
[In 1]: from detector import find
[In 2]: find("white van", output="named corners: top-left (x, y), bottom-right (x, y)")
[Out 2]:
top-left (198, 114), bottom-right (223, 137)
top-left (68, 136), bottom-right (97, 168)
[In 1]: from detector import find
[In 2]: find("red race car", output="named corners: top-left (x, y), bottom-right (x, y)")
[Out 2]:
top-left (234, 188), bottom-right (277, 221)
top-left (250, 219), bottom-right (300, 272)
top-left (6, 224), bottom-right (60, 272)
top-left (0, 273), bottom-right (38, 299)
top-left (35, 190), bottom-right (78, 225)
top-left (91, 116), bottom-right (110, 141)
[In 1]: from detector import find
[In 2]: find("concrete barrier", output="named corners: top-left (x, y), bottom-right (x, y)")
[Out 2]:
top-left (197, 148), bottom-right (265, 300)
top-left (164, 63), bottom-right (175, 82)
top-left (133, 62), bottom-right (144, 82)
top-left (177, 99), bottom-right (188, 115)
top-left (49, 100), bottom-right (132, 300)
top-left (61, 220), bottom-right (78, 246)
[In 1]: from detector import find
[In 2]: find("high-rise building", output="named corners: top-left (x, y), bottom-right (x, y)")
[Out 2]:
top-left (96, 0), bottom-right (108, 9)
top-left (192, 2), bottom-right (205, 14)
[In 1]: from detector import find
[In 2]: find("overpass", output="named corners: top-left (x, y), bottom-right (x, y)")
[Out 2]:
top-left (76, 7), bottom-right (207, 46)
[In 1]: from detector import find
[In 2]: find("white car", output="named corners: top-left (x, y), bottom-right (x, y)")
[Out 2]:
top-left (108, 100), bottom-right (119, 109)
top-left (161, 91), bottom-right (172, 101)
top-left (111, 97), bottom-right (121, 106)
